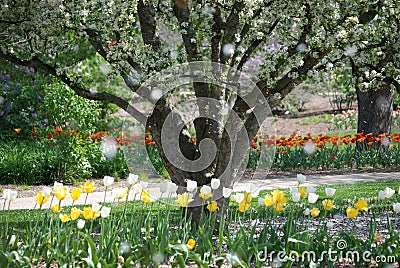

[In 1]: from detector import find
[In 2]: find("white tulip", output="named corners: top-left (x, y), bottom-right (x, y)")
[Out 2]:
top-left (77, 219), bottom-right (86, 230)
top-left (9, 234), bottom-right (16, 245)
top-left (398, 186), bottom-right (400, 195)
top-left (258, 197), bottom-right (265, 206)
top-left (2, 189), bottom-right (11, 200)
top-left (290, 187), bottom-right (298, 195)
top-left (186, 180), bottom-right (197, 192)
top-left (385, 187), bottom-right (395, 198)
top-left (132, 183), bottom-right (143, 195)
top-left (326, 221), bottom-right (334, 229)
top-left (166, 182), bottom-right (178, 194)
top-left (306, 186), bottom-right (316, 194)
top-left (210, 178), bottom-right (220, 190)
top-left (325, 187), bottom-right (336, 197)
top-left (297, 174), bottom-right (307, 184)
top-left (393, 203), bottom-right (400, 213)
top-left (101, 206), bottom-right (111, 218)
top-left (53, 181), bottom-right (63, 189)
top-left (103, 176), bottom-right (115, 187)
top-left (303, 208), bottom-right (310, 216)
top-left (7, 190), bottom-right (17, 201)
top-left (292, 192), bottom-right (301, 203)
top-left (92, 202), bottom-right (101, 212)
top-left (246, 183), bottom-right (260, 197)
top-left (308, 193), bottom-right (319, 204)
top-left (42, 186), bottom-right (52, 196)
top-left (140, 181), bottom-right (148, 189)
top-left (377, 190), bottom-right (386, 200)
top-left (200, 185), bottom-right (211, 195)
top-left (222, 187), bottom-right (233, 198)
top-left (159, 182), bottom-right (168, 193)
top-left (127, 173), bottom-right (138, 185)
top-left (234, 193), bottom-right (245, 203)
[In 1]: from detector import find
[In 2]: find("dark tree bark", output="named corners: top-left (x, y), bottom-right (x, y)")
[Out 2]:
top-left (357, 84), bottom-right (395, 139)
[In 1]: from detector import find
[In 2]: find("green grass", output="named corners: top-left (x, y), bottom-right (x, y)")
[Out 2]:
top-left (298, 114), bottom-right (332, 125)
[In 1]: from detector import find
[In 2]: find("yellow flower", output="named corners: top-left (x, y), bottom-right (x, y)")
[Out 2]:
top-left (118, 187), bottom-right (129, 200)
top-left (322, 199), bottom-right (335, 211)
top-left (186, 239), bottom-right (196, 251)
top-left (298, 187), bottom-right (307, 198)
top-left (70, 207), bottom-right (81, 221)
top-left (373, 233), bottom-right (382, 243)
top-left (238, 192), bottom-right (252, 212)
top-left (14, 128), bottom-right (21, 133)
top-left (346, 207), bottom-right (358, 219)
top-left (54, 186), bottom-right (67, 201)
top-left (51, 204), bottom-right (62, 213)
top-left (59, 214), bottom-right (71, 223)
top-left (175, 193), bottom-right (193, 207)
top-left (272, 189), bottom-right (287, 205)
top-left (199, 186), bottom-right (212, 200)
top-left (263, 194), bottom-right (274, 206)
top-left (310, 207), bottom-right (320, 217)
top-left (82, 207), bottom-right (100, 220)
top-left (274, 203), bottom-right (284, 213)
top-left (71, 188), bottom-right (82, 201)
top-left (354, 199), bottom-right (368, 211)
top-left (35, 191), bottom-right (50, 206)
top-left (207, 201), bottom-right (219, 212)
top-left (141, 189), bottom-right (151, 204)
top-left (82, 181), bottom-right (96, 194)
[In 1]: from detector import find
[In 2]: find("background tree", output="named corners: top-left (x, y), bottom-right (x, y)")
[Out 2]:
top-left (1, 0), bottom-right (398, 209)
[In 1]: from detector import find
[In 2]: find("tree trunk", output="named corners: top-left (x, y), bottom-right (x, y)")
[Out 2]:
top-left (357, 84), bottom-right (395, 147)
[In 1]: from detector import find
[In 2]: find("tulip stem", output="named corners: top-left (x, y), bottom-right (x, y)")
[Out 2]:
top-left (103, 186), bottom-right (108, 204)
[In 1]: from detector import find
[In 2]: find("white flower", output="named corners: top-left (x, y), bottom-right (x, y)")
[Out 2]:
top-left (303, 208), bottom-right (310, 216)
top-left (306, 186), bottom-right (316, 194)
top-left (186, 180), bottom-right (197, 192)
top-left (258, 197), bottom-right (265, 206)
top-left (222, 187), bottom-right (233, 198)
top-left (92, 202), bottom-right (101, 212)
top-left (166, 182), bottom-right (178, 194)
top-left (210, 178), bottom-right (220, 190)
top-left (290, 187), bottom-right (298, 195)
top-left (103, 176), bottom-right (114, 187)
top-left (296, 174), bottom-right (307, 184)
top-left (127, 173), bottom-right (138, 185)
top-left (2, 189), bottom-right (10, 200)
top-left (377, 190), bottom-right (386, 200)
top-left (132, 184), bottom-right (143, 195)
top-left (308, 193), bottom-right (319, 204)
top-left (100, 206), bottom-right (111, 218)
top-left (398, 186), bottom-right (400, 195)
top-left (77, 219), bottom-right (85, 230)
top-left (393, 203), bottom-right (400, 213)
top-left (9, 234), bottom-right (16, 245)
top-left (291, 192), bottom-right (301, 203)
top-left (234, 193), bottom-right (244, 203)
top-left (112, 188), bottom-right (126, 199)
top-left (159, 182), bottom-right (168, 193)
top-left (4, 190), bottom-right (17, 201)
top-left (140, 181), bottom-right (148, 189)
top-left (384, 187), bottom-right (395, 198)
top-left (42, 187), bottom-right (52, 196)
top-left (246, 183), bottom-right (260, 197)
top-left (200, 185), bottom-right (211, 195)
top-left (325, 187), bottom-right (336, 197)
top-left (326, 221), bottom-right (334, 229)
top-left (53, 181), bottom-right (63, 189)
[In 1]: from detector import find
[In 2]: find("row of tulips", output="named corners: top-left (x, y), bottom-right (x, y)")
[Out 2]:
top-left (2, 174), bottom-right (399, 266)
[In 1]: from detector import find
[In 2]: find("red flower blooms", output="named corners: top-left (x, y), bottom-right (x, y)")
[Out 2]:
top-left (31, 131), bottom-right (37, 137)
top-left (47, 134), bottom-right (53, 139)
top-left (330, 155), bottom-right (335, 160)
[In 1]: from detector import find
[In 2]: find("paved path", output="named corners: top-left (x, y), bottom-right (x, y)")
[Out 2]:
top-left (4, 172), bottom-right (400, 210)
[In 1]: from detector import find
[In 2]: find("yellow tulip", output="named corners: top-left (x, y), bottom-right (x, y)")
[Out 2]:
top-left (175, 193), bottom-right (193, 207)
top-left (263, 194), bottom-right (274, 206)
top-left (298, 187), bottom-right (307, 198)
top-left (59, 214), bottom-right (71, 223)
top-left (238, 192), bottom-right (252, 212)
top-left (199, 186), bottom-right (212, 200)
top-left (141, 189), bottom-right (151, 204)
top-left (82, 207), bottom-right (100, 220)
top-left (70, 207), bottom-right (81, 220)
top-left (54, 186), bottom-right (67, 201)
top-left (35, 191), bottom-right (50, 206)
top-left (71, 188), bottom-right (82, 201)
top-left (274, 203), bottom-right (284, 213)
top-left (51, 204), bottom-right (62, 213)
top-left (311, 207), bottom-right (320, 217)
top-left (117, 188), bottom-right (128, 200)
top-left (186, 239), bottom-right (196, 251)
top-left (207, 201), bottom-right (219, 212)
top-left (354, 199), bottom-right (368, 211)
top-left (82, 181), bottom-right (96, 194)
top-left (272, 189), bottom-right (287, 205)
top-left (373, 233), bottom-right (382, 243)
top-left (346, 207), bottom-right (358, 219)
top-left (322, 199), bottom-right (335, 211)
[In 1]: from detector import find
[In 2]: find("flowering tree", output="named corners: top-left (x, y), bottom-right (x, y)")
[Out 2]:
top-left (0, 0), bottom-right (398, 198)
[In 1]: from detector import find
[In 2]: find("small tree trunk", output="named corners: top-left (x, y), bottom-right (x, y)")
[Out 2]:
top-left (357, 85), bottom-right (395, 148)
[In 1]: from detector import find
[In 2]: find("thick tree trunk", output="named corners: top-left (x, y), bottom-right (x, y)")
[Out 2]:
top-left (357, 85), bottom-right (395, 147)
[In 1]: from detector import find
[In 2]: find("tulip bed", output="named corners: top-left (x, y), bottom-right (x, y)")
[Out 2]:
top-left (0, 176), bottom-right (399, 267)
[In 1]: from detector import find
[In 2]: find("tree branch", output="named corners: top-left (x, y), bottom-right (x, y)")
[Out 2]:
top-left (137, 0), bottom-right (161, 53)
top-left (211, 7), bottom-right (223, 63)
